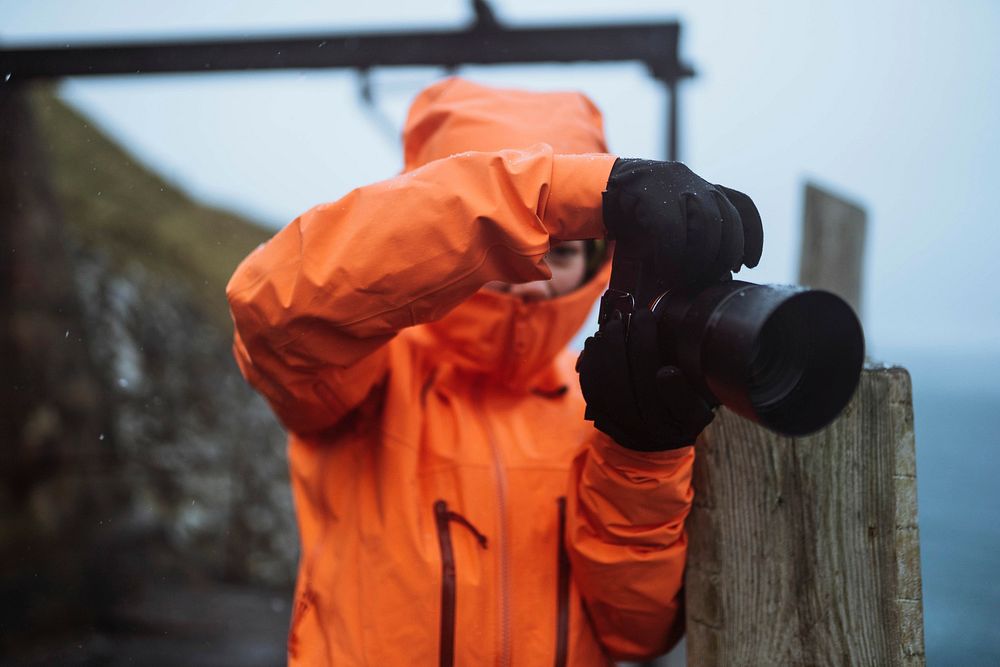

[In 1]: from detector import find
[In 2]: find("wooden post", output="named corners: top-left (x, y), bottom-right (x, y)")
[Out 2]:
top-left (685, 367), bottom-right (925, 665)
top-left (798, 183), bottom-right (867, 321)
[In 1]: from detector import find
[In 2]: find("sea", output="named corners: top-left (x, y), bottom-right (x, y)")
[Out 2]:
top-left (899, 347), bottom-right (1000, 664)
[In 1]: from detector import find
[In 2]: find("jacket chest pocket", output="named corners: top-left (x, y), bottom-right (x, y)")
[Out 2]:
top-left (434, 500), bottom-right (489, 667)
top-left (433, 497), bottom-right (573, 667)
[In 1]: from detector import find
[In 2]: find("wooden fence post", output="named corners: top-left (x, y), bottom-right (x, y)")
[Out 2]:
top-left (798, 182), bottom-right (868, 321)
top-left (684, 367), bottom-right (925, 665)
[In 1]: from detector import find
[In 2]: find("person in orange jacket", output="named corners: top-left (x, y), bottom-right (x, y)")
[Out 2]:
top-left (226, 77), bottom-right (761, 666)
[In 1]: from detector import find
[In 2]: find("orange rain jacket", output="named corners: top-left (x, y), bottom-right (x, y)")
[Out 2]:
top-left (227, 78), bottom-right (694, 666)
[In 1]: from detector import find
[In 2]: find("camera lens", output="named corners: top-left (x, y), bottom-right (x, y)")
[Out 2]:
top-left (658, 282), bottom-right (864, 436)
top-left (748, 307), bottom-right (807, 411)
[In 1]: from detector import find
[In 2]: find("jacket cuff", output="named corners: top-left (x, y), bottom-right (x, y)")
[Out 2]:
top-left (544, 153), bottom-right (618, 241)
top-left (591, 430), bottom-right (694, 473)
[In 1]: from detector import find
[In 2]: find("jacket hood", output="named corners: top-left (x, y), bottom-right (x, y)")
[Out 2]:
top-left (401, 78), bottom-right (611, 390)
top-left (402, 77), bottom-right (608, 172)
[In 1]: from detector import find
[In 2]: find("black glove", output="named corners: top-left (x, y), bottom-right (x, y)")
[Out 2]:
top-left (603, 158), bottom-right (764, 289)
top-left (577, 308), bottom-right (715, 452)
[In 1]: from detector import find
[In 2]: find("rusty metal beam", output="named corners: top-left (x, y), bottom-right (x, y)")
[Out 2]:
top-left (1, 19), bottom-right (694, 160)
top-left (0, 23), bottom-right (694, 82)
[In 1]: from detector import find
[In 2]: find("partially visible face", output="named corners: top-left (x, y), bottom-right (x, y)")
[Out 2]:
top-left (483, 240), bottom-right (588, 302)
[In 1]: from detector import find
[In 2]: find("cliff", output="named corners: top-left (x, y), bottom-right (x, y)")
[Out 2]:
top-left (1, 86), bottom-right (295, 663)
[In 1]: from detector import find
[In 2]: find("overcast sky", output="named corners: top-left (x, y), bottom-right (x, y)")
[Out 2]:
top-left (3, 0), bottom-right (999, 367)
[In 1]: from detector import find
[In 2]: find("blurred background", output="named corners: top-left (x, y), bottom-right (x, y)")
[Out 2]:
top-left (1, 1), bottom-right (998, 664)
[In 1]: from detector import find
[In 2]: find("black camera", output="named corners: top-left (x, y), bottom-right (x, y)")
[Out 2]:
top-left (599, 242), bottom-right (864, 437)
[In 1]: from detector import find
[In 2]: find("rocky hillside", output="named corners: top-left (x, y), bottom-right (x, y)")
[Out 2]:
top-left (1, 87), bottom-right (296, 663)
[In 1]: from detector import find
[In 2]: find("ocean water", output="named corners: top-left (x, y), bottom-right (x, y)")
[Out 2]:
top-left (893, 349), bottom-right (1000, 664)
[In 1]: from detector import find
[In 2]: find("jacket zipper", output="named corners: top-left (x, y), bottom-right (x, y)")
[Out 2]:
top-left (476, 382), bottom-right (513, 667)
top-left (554, 497), bottom-right (570, 667)
top-left (435, 499), bottom-right (488, 667)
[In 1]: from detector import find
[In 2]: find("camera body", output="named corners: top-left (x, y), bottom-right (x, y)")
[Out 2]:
top-left (598, 237), bottom-right (864, 436)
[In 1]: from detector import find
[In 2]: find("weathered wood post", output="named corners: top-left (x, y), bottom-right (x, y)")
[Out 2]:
top-left (685, 368), bottom-right (925, 665)
top-left (682, 183), bottom-right (924, 665)
top-left (797, 182), bottom-right (868, 321)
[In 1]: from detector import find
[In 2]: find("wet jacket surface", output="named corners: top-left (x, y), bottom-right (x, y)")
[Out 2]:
top-left (227, 78), bottom-right (694, 666)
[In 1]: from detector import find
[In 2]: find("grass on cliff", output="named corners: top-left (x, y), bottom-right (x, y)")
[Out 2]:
top-left (29, 87), bottom-right (274, 331)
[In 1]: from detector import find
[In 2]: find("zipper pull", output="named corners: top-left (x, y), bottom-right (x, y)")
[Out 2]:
top-left (447, 510), bottom-right (489, 549)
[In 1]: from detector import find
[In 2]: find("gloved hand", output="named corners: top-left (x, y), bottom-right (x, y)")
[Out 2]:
top-left (603, 158), bottom-right (764, 288)
top-left (577, 308), bottom-right (715, 452)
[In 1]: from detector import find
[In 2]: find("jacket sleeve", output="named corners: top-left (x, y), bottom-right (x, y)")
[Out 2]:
top-left (566, 431), bottom-right (694, 661)
top-left (227, 146), bottom-right (616, 433)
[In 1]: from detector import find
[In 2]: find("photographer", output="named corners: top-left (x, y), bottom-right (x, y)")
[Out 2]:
top-left (227, 77), bottom-right (761, 665)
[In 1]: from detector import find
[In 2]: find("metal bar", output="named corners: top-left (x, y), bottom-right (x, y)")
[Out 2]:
top-left (667, 79), bottom-right (679, 161)
top-left (1, 24), bottom-right (694, 82)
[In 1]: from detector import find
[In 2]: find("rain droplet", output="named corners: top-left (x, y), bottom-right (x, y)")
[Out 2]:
top-left (4, 73), bottom-right (11, 82)
top-left (117, 377), bottom-right (129, 388)
top-left (65, 330), bottom-right (70, 338)
top-left (99, 433), bottom-right (105, 441)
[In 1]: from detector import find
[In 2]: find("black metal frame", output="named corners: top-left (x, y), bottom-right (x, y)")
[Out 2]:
top-left (1, 16), bottom-right (695, 159)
